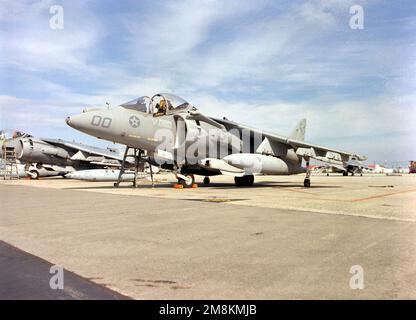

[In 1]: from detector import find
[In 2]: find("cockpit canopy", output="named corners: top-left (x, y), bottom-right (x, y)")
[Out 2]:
top-left (120, 96), bottom-right (151, 113)
top-left (120, 93), bottom-right (192, 116)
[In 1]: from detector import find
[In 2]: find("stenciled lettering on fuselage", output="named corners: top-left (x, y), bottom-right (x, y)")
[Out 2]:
top-left (91, 115), bottom-right (112, 129)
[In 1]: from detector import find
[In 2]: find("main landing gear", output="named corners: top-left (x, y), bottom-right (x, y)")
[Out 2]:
top-left (176, 173), bottom-right (195, 188)
top-left (234, 175), bottom-right (254, 187)
top-left (203, 176), bottom-right (210, 185)
top-left (29, 170), bottom-right (40, 180)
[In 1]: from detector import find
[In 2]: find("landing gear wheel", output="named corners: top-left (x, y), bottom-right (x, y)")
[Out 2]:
top-left (179, 174), bottom-right (195, 188)
top-left (29, 170), bottom-right (39, 180)
top-left (203, 177), bottom-right (210, 185)
top-left (234, 175), bottom-right (254, 187)
top-left (343, 171), bottom-right (348, 176)
top-left (304, 178), bottom-right (311, 188)
top-left (326, 173), bottom-right (329, 176)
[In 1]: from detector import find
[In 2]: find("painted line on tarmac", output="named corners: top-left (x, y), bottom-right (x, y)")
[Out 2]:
top-left (226, 201), bottom-right (416, 223)
top-left (351, 188), bottom-right (416, 202)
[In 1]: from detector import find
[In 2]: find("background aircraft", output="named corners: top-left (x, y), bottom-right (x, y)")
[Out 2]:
top-left (319, 158), bottom-right (365, 176)
top-left (66, 93), bottom-right (366, 187)
top-left (0, 130), bottom-right (129, 179)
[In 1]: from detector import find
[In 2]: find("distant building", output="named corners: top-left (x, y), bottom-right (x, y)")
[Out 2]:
top-left (410, 161), bottom-right (416, 174)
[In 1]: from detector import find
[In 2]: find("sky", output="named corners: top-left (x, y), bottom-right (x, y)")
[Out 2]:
top-left (0, 0), bottom-right (415, 164)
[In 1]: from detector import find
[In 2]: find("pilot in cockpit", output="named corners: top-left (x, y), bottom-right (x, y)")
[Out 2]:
top-left (155, 99), bottom-right (169, 117)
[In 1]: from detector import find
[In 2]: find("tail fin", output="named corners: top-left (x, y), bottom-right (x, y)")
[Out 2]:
top-left (290, 119), bottom-right (306, 141)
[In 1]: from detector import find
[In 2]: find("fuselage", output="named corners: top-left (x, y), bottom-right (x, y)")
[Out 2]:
top-left (66, 94), bottom-right (305, 177)
top-left (66, 107), bottom-right (305, 176)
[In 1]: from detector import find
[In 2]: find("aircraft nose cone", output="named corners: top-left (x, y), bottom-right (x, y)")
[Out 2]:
top-left (65, 113), bottom-right (88, 131)
top-left (66, 111), bottom-right (105, 137)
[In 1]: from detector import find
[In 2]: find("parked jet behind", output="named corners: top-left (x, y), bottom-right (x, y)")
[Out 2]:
top-left (0, 130), bottom-right (128, 179)
top-left (66, 93), bottom-right (366, 187)
top-left (320, 157), bottom-right (365, 176)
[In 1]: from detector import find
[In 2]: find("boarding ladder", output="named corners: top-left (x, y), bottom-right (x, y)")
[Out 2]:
top-left (114, 147), bottom-right (154, 188)
top-left (1, 144), bottom-right (20, 180)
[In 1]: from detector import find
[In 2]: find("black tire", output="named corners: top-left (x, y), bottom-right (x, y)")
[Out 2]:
top-left (343, 171), bottom-right (348, 176)
top-left (304, 179), bottom-right (311, 188)
top-left (203, 177), bottom-right (210, 185)
top-left (29, 170), bottom-right (39, 180)
top-left (179, 174), bottom-right (195, 188)
top-left (246, 175), bottom-right (254, 186)
top-left (234, 175), bottom-right (254, 187)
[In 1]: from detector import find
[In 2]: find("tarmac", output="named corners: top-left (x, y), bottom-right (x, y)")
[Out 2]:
top-left (0, 173), bottom-right (415, 299)
top-left (0, 241), bottom-right (129, 300)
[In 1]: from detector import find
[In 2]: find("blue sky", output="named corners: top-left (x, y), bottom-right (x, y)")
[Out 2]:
top-left (0, 0), bottom-right (415, 163)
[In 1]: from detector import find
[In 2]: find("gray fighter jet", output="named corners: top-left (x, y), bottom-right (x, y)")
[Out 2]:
top-left (66, 93), bottom-right (366, 187)
top-left (0, 130), bottom-right (127, 179)
top-left (321, 157), bottom-right (366, 176)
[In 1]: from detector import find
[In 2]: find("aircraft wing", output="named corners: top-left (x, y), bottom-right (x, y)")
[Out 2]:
top-left (39, 138), bottom-right (126, 162)
top-left (211, 117), bottom-right (367, 162)
top-left (187, 111), bottom-right (226, 129)
top-left (328, 163), bottom-right (346, 172)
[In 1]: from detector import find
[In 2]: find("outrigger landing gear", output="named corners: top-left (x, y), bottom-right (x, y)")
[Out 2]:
top-left (203, 177), bottom-right (210, 185)
top-left (304, 159), bottom-right (311, 188)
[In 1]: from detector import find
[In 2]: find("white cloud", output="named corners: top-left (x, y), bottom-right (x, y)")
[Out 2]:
top-left (0, 0), bottom-right (105, 73)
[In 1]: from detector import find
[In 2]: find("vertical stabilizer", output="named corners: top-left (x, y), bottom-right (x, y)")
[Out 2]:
top-left (290, 119), bottom-right (306, 141)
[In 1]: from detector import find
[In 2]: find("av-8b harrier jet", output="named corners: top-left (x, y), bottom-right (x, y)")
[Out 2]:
top-left (0, 130), bottom-right (127, 179)
top-left (66, 93), bottom-right (366, 187)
